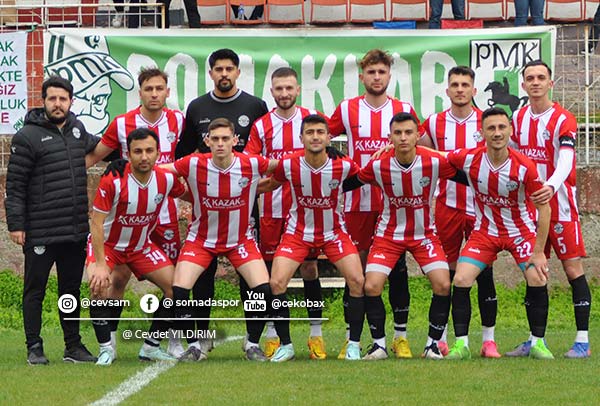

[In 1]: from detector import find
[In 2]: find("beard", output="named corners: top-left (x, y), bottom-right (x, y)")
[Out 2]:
top-left (216, 79), bottom-right (234, 93)
top-left (364, 85), bottom-right (387, 97)
top-left (275, 97), bottom-right (296, 110)
top-left (45, 108), bottom-right (67, 125)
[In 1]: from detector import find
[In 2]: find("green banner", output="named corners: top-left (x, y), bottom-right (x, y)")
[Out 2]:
top-left (44, 27), bottom-right (555, 136)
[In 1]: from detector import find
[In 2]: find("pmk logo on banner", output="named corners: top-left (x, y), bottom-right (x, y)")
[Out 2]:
top-left (470, 39), bottom-right (541, 116)
top-left (44, 35), bottom-right (134, 136)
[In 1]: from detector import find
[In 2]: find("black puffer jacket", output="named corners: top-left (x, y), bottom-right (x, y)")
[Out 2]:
top-left (5, 108), bottom-right (99, 249)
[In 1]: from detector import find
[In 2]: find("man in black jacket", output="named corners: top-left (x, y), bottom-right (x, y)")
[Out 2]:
top-left (6, 76), bottom-right (99, 365)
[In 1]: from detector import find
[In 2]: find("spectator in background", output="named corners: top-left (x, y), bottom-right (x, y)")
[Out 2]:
top-left (231, 3), bottom-right (264, 20)
top-left (584, 5), bottom-right (600, 54)
top-left (111, 0), bottom-right (172, 28)
top-left (183, 0), bottom-right (202, 27)
top-left (6, 76), bottom-right (99, 365)
top-left (429, 0), bottom-right (464, 29)
top-left (514, 0), bottom-right (545, 26)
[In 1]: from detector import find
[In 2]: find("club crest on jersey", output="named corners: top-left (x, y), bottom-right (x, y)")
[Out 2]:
top-left (72, 127), bottom-right (81, 139)
top-left (238, 177), bottom-right (249, 188)
top-left (420, 238), bottom-right (432, 246)
top-left (238, 115), bottom-right (250, 127)
top-left (470, 38), bottom-right (540, 114)
top-left (164, 230), bottom-right (175, 240)
top-left (419, 177), bottom-right (431, 187)
top-left (472, 131), bottom-right (483, 142)
top-left (143, 247), bottom-right (151, 254)
top-left (514, 236), bottom-right (525, 245)
top-left (34, 246), bottom-right (46, 255)
top-left (166, 131), bottom-right (176, 143)
top-left (506, 180), bottom-right (519, 192)
top-left (554, 223), bottom-right (564, 234)
top-left (154, 194), bottom-right (164, 205)
top-left (542, 129), bottom-right (551, 141)
top-left (328, 179), bottom-right (340, 189)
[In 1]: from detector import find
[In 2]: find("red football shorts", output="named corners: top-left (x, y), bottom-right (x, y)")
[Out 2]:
top-left (86, 240), bottom-right (172, 280)
top-left (546, 220), bottom-right (587, 261)
top-left (458, 230), bottom-right (537, 271)
top-left (345, 211), bottom-right (379, 251)
top-left (435, 205), bottom-right (475, 264)
top-left (274, 231), bottom-right (358, 264)
top-left (179, 237), bottom-right (263, 269)
top-left (259, 217), bottom-right (285, 261)
top-left (151, 221), bottom-right (181, 263)
top-left (366, 235), bottom-right (448, 275)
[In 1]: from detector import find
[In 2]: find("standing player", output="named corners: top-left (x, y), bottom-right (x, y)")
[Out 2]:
top-left (165, 118), bottom-right (276, 361)
top-left (263, 115), bottom-right (365, 362)
top-left (85, 67), bottom-right (185, 357)
top-left (420, 66), bottom-right (500, 358)
top-left (175, 49), bottom-right (269, 353)
top-left (445, 108), bottom-right (554, 360)
top-left (346, 113), bottom-right (453, 360)
top-left (87, 128), bottom-right (185, 365)
top-left (509, 60), bottom-right (591, 358)
top-left (245, 67), bottom-right (326, 359)
top-left (176, 48), bottom-right (268, 155)
top-left (329, 49), bottom-right (418, 358)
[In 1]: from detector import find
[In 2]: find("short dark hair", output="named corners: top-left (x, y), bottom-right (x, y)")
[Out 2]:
top-left (207, 117), bottom-right (235, 136)
top-left (389, 112), bottom-right (418, 128)
top-left (42, 75), bottom-right (73, 99)
top-left (126, 127), bottom-right (160, 150)
top-left (448, 66), bottom-right (475, 81)
top-left (208, 49), bottom-right (239, 69)
top-left (481, 107), bottom-right (510, 125)
top-left (272, 67), bottom-right (298, 80)
top-left (301, 114), bottom-right (329, 133)
top-left (522, 60), bottom-right (552, 78)
top-left (138, 67), bottom-right (168, 87)
top-left (360, 49), bottom-right (393, 70)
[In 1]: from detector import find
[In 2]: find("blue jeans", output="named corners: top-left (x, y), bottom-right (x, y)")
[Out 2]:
top-left (429, 0), bottom-right (465, 28)
top-left (514, 0), bottom-right (545, 26)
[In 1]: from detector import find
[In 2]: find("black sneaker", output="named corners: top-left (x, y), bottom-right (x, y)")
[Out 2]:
top-left (63, 343), bottom-right (97, 363)
top-left (178, 346), bottom-right (206, 362)
top-left (362, 343), bottom-right (388, 360)
top-left (27, 342), bottom-right (49, 365)
top-left (245, 346), bottom-right (268, 362)
top-left (422, 342), bottom-right (444, 360)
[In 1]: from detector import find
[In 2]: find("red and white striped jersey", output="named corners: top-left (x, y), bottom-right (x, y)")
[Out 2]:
top-left (174, 152), bottom-right (269, 249)
top-left (273, 153), bottom-right (359, 243)
top-left (246, 106), bottom-right (322, 218)
top-left (424, 108), bottom-right (484, 217)
top-left (511, 102), bottom-right (579, 222)
top-left (101, 106), bottom-right (185, 226)
top-left (358, 147), bottom-right (456, 241)
top-left (329, 95), bottom-right (421, 213)
top-left (93, 165), bottom-right (184, 252)
top-left (447, 147), bottom-right (544, 238)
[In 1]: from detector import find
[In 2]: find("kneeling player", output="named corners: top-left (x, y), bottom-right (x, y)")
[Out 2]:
top-left (445, 108), bottom-right (553, 360)
top-left (262, 114), bottom-right (365, 362)
top-left (345, 112), bottom-right (454, 360)
top-left (87, 128), bottom-right (185, 365)
top-left (163, 118), bottom-right (277, 362)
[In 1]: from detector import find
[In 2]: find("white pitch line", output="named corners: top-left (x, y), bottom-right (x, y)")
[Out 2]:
top-left (89, 335), bottom-right (245, 406)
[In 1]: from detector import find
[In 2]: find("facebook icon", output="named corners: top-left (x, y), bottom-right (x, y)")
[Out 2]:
top-left (140, 294), bottom-right (160, 314)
